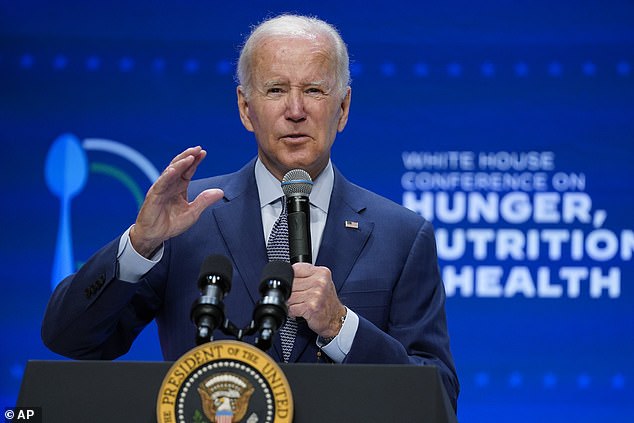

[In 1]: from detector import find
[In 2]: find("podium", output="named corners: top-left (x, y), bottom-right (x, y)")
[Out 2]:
top-left (18, 360), bottom-right (456, 422)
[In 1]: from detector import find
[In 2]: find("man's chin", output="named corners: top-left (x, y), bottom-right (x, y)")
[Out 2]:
top-left (260, 151), bottom-right (328, 179)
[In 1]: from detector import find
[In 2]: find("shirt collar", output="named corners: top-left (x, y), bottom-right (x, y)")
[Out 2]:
top-left (255, 158), bottom-right (333, 214)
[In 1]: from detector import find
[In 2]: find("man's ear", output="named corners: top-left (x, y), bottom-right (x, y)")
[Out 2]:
top-left (237, 86), bottom-right (254, 132)
top-left (337, 87), bottom-right (352, 132)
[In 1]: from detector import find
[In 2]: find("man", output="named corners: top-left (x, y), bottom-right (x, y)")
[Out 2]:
top-left (42, 14), bottom-right (459, 409)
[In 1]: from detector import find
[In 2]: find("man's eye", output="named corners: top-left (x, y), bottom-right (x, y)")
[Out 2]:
top-left (267, 87), bottom-right (284, 94)
top-left (305, 88), bottom-right (323, 95)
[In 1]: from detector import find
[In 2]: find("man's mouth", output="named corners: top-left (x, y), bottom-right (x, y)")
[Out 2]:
top-left (281, 133), bottom-right (310, 141)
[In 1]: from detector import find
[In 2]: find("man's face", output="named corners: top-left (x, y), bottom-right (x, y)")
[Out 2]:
top-left (237, 36), bottom-right (351, 181)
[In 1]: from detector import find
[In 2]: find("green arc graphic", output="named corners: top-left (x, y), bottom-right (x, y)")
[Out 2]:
top-left (91, 162), bottom-right (145, 210)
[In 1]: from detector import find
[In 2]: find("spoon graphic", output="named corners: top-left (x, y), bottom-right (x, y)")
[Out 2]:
top-left (45, 133), bottom-right (88, 290)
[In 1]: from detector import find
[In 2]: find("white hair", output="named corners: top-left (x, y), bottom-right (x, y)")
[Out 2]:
top-left (237, 14), bottom-right (350, 99)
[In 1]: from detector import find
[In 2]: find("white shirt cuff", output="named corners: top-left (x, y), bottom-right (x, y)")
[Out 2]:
top-left (116, 225), bottom-right (163, 282)
top-left (317, 308), bottom-right (359, 363)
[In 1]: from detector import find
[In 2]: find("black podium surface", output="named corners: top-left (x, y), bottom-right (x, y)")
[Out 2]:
top-left (18, 360), bottom-right (456, 422)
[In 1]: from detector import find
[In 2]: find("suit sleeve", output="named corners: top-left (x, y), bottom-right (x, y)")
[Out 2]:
top-left (41, 237), bottom-right (163, 359)
top-left (343, 220), bottom-right (460, 410)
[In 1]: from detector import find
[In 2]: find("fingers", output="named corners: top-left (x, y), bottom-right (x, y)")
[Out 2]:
top-left (181, 149), bottom-right (207, 182)
top-left (291, 263), bottom-right (332, 292)
top-left (169, 146), bottom-right (204, 166)
top-left (164, 146), bottom-right (206, 180)
top-left (153, 147), bottom-right (206, 195)
top-left (190, 188), bottom-right (225, 217)
top-left (287, 264), bottom-right (341, 329)
top-left (291, 262), bottom-right (326, 278)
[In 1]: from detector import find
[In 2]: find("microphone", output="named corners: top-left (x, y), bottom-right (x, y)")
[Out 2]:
top-left (190, 254), bottom-right (233, 345)
top-left (253, 261), bottom-right (294, 351)
top-left (281, 169), bottom-right (313, 264)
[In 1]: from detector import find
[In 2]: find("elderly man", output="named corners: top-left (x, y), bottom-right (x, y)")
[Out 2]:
top-left (42, 14), bottom-right (459, 409)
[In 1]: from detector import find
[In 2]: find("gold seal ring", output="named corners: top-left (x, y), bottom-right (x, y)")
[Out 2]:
top-left (157, 340), bottom-right (293, 423)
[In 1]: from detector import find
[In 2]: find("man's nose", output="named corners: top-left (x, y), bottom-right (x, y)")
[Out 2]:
top-left (285, 89), bottom-right (307, 122)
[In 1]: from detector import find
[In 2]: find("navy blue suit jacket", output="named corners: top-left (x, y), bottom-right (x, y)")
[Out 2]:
top-left (42, 159), bottom-right (459, 408)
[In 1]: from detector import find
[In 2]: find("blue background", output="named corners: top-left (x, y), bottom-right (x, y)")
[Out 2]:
top-left (1, 1), bottom-right (633, 421)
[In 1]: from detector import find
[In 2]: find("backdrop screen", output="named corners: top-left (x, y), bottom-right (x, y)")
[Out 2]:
top-left (1, 2), bottom-right (633, 421)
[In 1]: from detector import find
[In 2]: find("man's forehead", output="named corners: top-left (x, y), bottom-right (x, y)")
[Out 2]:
top-left (255, 36), bottom-right (334, 64)
top-left (258, 34), bottom-right (329, 50)
top-left (249, 36), bottom-right (337, 86)
top-left (262, 78), bottom-right (329, 87)
top-left (253, 62), bottom-right (336, 87)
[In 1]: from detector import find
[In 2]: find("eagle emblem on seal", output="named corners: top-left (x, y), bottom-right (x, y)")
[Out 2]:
top-left (198, 373), bottom-right (256, 422)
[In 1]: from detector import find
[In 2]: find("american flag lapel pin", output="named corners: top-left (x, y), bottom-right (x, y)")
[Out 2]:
top-left (344, 220), bottom-right (359, 229)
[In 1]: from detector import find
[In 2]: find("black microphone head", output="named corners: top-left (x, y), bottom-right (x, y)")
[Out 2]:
top-left (197, 254), bottom-right (233, 292)
top-left (281, 169), bottom-right (313, 197)
top-left (260, 260), bottom-right (294, 299)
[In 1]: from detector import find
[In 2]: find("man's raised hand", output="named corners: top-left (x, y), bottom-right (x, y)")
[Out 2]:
top-left (130, 146), bottom-right (224, 258)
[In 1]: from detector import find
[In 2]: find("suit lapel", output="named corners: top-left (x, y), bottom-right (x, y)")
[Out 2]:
top-left (213, 162), bottom-right (268, 305)
top-left (316, 168), bottom-right (374, 293)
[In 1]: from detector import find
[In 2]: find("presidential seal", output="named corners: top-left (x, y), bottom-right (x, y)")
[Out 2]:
top-left (157, 340), bottom-right (293, 423)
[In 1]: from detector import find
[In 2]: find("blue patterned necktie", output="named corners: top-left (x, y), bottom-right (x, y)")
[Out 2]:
top-left (267, 198), bottom-right (297, 362)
